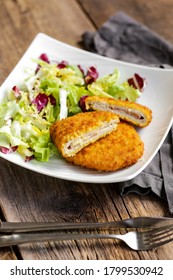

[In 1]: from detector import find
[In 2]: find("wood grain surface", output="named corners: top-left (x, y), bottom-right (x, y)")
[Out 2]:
top-left (0, 0), bottom-right (173, 260)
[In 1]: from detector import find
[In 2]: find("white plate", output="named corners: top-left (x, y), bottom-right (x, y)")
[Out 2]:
top-left (1, 33), bottom-right (173, 183)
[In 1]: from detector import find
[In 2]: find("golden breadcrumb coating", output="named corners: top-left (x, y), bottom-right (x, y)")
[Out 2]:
top-left (50, 111), bottom-right (119, 157)
top-left (65, 122), bottom-right (144, 171)
top-left (85, 96), bottom-right (152, 127)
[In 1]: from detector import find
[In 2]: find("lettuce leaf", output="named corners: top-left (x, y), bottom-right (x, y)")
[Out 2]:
top-left (87, 69), bottom-right (141, 101)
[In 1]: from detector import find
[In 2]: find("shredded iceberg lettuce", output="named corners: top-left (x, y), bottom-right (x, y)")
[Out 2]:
top-left (0, 54), bottom-right (143, 162)
top-left (87, 69), bottom-right (141, 101)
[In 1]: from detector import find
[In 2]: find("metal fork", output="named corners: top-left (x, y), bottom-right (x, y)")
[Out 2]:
top-left (1, 216), bottom-right (173, 232)
top-left (0, 224), bottom-right (173, 250)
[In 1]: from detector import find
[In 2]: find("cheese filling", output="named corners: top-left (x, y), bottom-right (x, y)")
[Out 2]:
top-left (88, 102), bottom-right (146, 124)
top-left (64, 120), bottom-right (118, 156)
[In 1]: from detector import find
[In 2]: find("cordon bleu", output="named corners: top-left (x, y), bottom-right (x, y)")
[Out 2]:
top-left (50, 110), bottom-right (119, 157)
top-left (85, 96), bottom-right (152, 127)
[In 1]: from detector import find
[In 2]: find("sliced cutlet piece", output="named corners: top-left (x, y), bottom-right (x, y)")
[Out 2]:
top-left (50, 111), bottom-right (119, 157)
top-left (65, 122), bottom-right (144, 171)
top-left (85, 96), bottom-right (152, 127)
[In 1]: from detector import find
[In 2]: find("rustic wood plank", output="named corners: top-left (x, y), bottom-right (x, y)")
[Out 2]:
top-left (0, 248), bottom-right (17, 260)
top-left (0, 157), bottom-right (139, 260)
top-left (0, 157), bottom-right (172, 259)
top-left (79, 0), bottom-right (173, 44)
top-left (0, 215), bottom-right (18, 259)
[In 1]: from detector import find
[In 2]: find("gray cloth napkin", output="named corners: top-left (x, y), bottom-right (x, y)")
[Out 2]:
top-left (82, 12), bottom-right (173, 214)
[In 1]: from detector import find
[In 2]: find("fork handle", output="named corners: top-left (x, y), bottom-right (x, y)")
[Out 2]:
top-left (1, 217), bottom-right (173, 233)
top-left (0, 221), bottom-right (123, 232)
top-left (0, 232), bottom-right (116, 247)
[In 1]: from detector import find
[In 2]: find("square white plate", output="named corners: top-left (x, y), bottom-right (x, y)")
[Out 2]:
top-left (0, 33), bottom-right (173, 183)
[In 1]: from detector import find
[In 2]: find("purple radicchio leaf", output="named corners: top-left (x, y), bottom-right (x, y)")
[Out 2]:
top-left (85, 66), bottom-right (99, 84)
top-left (12, 86), bottom-right (21, 98)
top-left (25, 155), bottom-right (35, 162)
top-left (35, 53), bottom-right (50, 73)
top-left (128, 73), bottom-right (146, 92)
top-left (0, 146), bottom-right (18, 154)
top-left (79, 95), bottom-right (89, 112)
top-left (32, 93), bottom-right (49, 112)
top-left (57, 60), bottom-right (68, 68)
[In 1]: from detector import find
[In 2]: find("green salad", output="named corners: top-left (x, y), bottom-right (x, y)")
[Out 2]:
top-left (0, 53), bottom-right (144, 162)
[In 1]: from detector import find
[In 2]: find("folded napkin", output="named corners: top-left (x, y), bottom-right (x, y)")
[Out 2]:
top-left (82, 12), bottom-right (173, 214)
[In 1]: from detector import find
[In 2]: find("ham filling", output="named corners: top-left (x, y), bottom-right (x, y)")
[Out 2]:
top-left (88, 102), bottom-right (146, 124)
top-left (64, 120), bottom-right (118, 156)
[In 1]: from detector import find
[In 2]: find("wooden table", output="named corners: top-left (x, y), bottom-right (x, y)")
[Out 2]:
top-left (0, 0), bottom-right (173, 260)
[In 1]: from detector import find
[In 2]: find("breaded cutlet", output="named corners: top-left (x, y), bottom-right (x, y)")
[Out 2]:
top-left (50, 111), bottom-right (119, 157)
top-left (85, 96), bottom-right (152, 127)
top-left (65, 122), bottom-right (144, 171)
